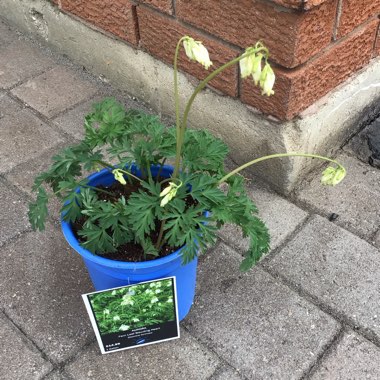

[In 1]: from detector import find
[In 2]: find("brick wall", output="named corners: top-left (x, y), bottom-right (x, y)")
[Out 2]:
top-left (53, 0), bottom-right (380, 120)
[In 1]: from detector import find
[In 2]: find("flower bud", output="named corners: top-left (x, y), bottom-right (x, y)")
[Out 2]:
top-left (160, 181), bottom-right (181, 207)
top-left (112, 169), bottom-right (126, 185)
top-left (321, 166), bottom-right (346, 186)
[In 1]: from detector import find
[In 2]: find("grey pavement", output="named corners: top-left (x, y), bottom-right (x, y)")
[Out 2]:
top-left (0, 17), bottom-right (380, 380)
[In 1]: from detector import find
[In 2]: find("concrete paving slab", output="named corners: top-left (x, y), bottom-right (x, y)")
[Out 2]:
top-left (5, 144), bottom-right (69, 223)
top-left (374, 230), bottom-right (380, 249)
top-left (187, 243), bottom-right (340, 380)
top-left (44, 370), bottom-right (73, 380)
top-left (0, 312), bottom-right (52, 379)
top-left (295, 153), bottom-right (380, 240)
top-left (0, 180), bottom-right (30, 245)
top-left (310, 331), bottom-right (380, 379)
top-left (66, 329), bottom-right (220, 380)
top-left (0, 94), bottom-right (64, 173)
top-left (0, 40), bottom-right (54, 89)
top-left (52, 96), bottom-right (104, 140)
top-left (219, 180), bottom-right (308, 252)
top-left (211, 366), bottom-right (243, 380)
top-left (5, 144), bottom-right (68, 197)
top-left (0, 18), bottom-right (17, 48)
top-left (0, 224), bottom-right (94, 363)
top-left (11, 66), bottom-right (98, 118)
top-left (0, 90), bottom-right (23, 115)
top-left (267, 216), bottom-right (380, 339)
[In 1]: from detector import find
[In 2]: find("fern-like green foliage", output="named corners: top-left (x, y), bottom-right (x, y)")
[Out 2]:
top-left (28, 98), bottom-right (270, 270)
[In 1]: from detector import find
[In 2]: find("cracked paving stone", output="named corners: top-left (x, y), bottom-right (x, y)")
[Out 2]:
top-left (345, 118), bottom-right (380, 168)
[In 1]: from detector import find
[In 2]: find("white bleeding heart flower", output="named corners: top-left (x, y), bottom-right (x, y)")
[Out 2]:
top-left (260, 63), bottom-right (275, 96)
top-left (183, 36), bottom-right (213, 70)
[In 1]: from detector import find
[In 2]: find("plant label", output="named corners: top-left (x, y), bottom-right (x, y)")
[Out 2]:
top-left (82, 277), bottom-right (180, 354)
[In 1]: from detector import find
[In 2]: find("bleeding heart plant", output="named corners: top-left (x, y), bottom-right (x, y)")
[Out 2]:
top-left (28, 36), bottom-right (345, 271)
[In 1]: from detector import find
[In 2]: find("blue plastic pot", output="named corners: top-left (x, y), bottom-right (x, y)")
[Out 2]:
top-left (61, 165), bottom-right (198, 321)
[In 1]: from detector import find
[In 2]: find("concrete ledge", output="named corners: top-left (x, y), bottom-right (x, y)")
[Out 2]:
top-left (1, 0), bottom-right (380, 192)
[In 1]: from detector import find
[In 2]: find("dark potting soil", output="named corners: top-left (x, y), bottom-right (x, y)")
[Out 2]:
top-left (71, 180), bottom-right (196, 263)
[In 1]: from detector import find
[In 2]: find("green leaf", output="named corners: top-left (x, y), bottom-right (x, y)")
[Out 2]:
top-left (79, 223), bottom-right (116, 254)
top-left (61, 191), bottom-right (83, 223)
top-left (28, 187), bottom-right (49, 231)
top-left (185, 173), bottom-right (225, 208)
top-left (239, 257), bottom-right (255, 272)
top-left (182, 129), bottom-right (229, 174)
top-left (241, 216), bottom-right (270, 269)
top-left (209, 175), bottom-right (269, 271)
top-left (163, 205), bottom-right (216, 263)
top-left (127, 189), bottom-right (162, 241)
top-left (139, 237), bottom-right (159, 257)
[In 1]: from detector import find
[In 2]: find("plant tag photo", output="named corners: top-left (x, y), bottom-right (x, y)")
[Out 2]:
top-left (82, 277), bottom-right (180, 354)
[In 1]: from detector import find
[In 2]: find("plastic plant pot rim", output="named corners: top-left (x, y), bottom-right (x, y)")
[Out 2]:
top-left (61, 165), bottom-right (209, 270)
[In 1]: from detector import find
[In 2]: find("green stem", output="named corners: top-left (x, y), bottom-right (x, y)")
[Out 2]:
top-left (218, 153), bottom-right (344, 184)
top-left (95, 160), bottom-right (143, 183)
top-left (172, 46), bottom-right (268, 179)
top-left (156, 158), bottom-right (167, 181)
top-left (155, 220), bottom-right (166, 251)
top-left (173, 37), bottom-right (187, 179)
top-left (52, 182), bottom-right (114, 198)
top-left (82, 184), bottom-right (115, 196)
top-left (156, 36), bottom-right (186, 251)
top-left (146, 162), bottom-right (153, 181)
top-left (182, 47), bottom-right (268, 131)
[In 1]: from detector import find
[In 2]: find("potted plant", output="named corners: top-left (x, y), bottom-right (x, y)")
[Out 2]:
top-left (28, 37), bottom-right (345, 320)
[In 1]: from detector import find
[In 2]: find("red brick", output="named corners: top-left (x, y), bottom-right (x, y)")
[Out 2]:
top-left (60, 0), bottom-right (138, 45)
top-left (241, 19), bottom-right (379, 120)
top-left (137, 6), bottom-right (239, 97)
top-left (337, 0), bottom-right (380, 37)
top-left (137, 0), bottom-right (173, 14)
top-left (176, 0), bottom-right (337, 68)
